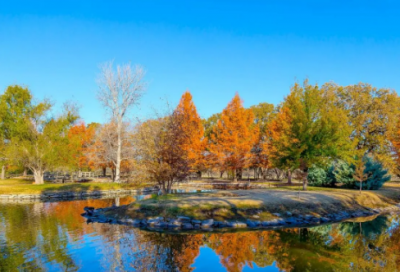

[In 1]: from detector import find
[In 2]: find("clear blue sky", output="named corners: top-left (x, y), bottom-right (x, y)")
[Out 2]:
top-left (1, 1), bottom-right (399, 123)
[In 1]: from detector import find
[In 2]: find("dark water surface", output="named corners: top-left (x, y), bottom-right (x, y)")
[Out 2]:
top-left (1, 194), bottom-right (400, 272)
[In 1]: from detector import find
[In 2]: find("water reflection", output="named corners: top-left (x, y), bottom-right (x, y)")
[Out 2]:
top-left (1, 196), bottom-right (400, 271)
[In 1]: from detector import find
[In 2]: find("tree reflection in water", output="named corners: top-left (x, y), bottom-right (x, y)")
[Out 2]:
top-left (1, 197), bottom-right (400, 271)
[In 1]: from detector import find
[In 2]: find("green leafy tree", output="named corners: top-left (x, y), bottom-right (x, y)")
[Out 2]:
top-left (9, 106), bottom-right (78, 184)
top-left (0, 86), bottom-right (79, 184)
top-left (203, 113), bottom-right (221, 139)
top-left (0, 135), bottom-right (6, 179)
top-left (250, 102), bottom-right (275, 134)
top-left (0, 85), bottom-right (50, 179)
top-left (250, 102), bottom-right (275, 180)
top-left (330, 82), bottom-right (400, 172)
top-left (268, 80), bottom-right (353, 190)
top-left (0, 85), bottom-right (36, 139)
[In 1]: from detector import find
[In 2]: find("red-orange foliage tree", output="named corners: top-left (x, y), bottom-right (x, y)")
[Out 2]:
top-left (68, 122), bottom-right (95, 171)
top-left (208, 94), bottom-right (259, 181)
top-left (174, 91), bottom-right (206, 175)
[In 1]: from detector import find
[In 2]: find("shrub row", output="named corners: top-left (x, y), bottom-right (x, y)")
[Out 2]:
top-left (308, 156), bottom-right (391, 190)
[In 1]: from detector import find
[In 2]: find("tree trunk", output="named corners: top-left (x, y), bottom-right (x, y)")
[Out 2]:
top-left (115, 121), bottom-right (122, 183)
top-left (287, 169), bottom-right (292, 184)
top-left (220, 171), bottom-right (224, 178)
top-left (102, 167), bottom-right (106, 177)
top-left (160, 180), bottom-right (172, 194)
top-left (33, 169), bottom-right (44, 185)
top-left (167, 180), bottom-right (173, 193)
top-left (302, 171), bottom-right (308, 191)
top-left (264, 168), bottom-right (269, 180)
top-left (23, 168), bottom-right (27, 176)
top-left (161, 181), bottom-right (167, 194)
top-left (111, 168), bottom-right (115, 182)
top-left (236, 168), bottom-right (242, 180)
top-left (1, 165), bottom-right (5, 180)
top-left (233, 169), bottom-right (237, 182)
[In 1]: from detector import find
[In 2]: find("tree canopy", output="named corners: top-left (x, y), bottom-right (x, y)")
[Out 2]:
top-left (268, 81), bottom-right (353, 189)
top-left (208, 93), bottom-right (259, 181)
top-left (0, 86), bottom-right (79, 183)
top-left (1, 78), bottom-right (399, 187)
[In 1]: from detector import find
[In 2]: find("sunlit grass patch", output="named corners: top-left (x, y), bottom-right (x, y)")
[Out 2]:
top-left (0, 179), bottom-right (148, 195)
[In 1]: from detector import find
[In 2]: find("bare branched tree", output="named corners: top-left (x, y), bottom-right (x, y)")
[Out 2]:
top-left (97, 61), bottom-right (146, 182)
top-left (87, 122), bottom-right (135, 181)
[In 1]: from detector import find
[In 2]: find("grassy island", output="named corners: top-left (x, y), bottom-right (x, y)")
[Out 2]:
top-left (102, 184), bottom-right (400, 222)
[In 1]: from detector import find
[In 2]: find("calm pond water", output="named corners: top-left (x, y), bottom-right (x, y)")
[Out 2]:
top-left (1, 194), bottom-right (400, 272)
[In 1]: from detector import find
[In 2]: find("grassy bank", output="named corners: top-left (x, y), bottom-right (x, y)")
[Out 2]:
top-left (0, 179), bottom-right (149, 195)
top-left (105, 185), bottom-right (400, 222)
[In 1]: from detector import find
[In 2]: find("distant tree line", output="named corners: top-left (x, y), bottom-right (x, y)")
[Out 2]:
top-left (0, 63), bottom-right (398, 191)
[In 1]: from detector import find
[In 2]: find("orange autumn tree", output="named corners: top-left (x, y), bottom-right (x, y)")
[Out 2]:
top-left (173, 91), bottom-right (206, 174)
top-left (208, 93), bottom-right (259, 181)
top-left (68, 122), bottom-right (96, 171)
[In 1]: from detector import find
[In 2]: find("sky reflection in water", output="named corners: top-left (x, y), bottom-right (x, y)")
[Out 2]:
top-left (1, 195), bottom-right (400, 271)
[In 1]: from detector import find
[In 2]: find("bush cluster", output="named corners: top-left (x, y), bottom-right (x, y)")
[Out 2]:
top-left (308, 156), bottom-right (391, 190)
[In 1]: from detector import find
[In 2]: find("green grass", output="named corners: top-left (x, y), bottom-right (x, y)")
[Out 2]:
top-left (0, 178), bottom-right (150, 195)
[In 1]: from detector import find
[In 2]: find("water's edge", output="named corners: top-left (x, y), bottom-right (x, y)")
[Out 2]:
top-left (0, 187), bottom-right (159, 201)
